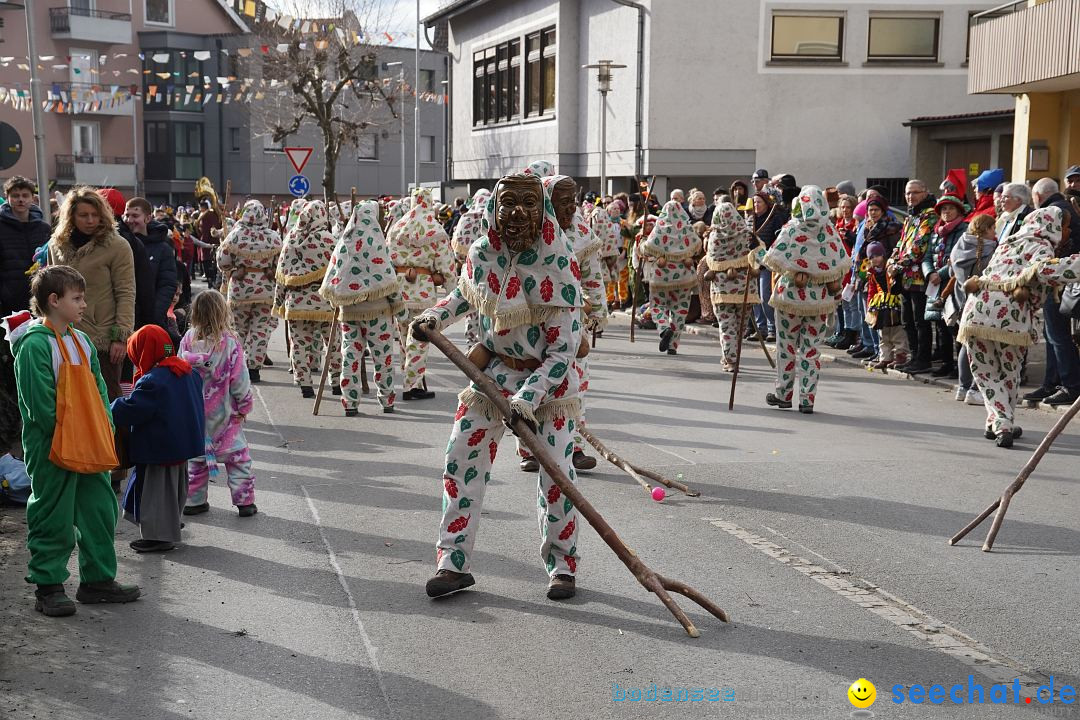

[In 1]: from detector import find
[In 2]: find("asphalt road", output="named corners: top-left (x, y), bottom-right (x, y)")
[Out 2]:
top-left (2, 313), bottom-right (1079, 719)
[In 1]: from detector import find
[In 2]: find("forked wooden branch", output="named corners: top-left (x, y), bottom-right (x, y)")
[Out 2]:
top-left (580, 427), bottom-right (699, 497)
top-left (426, 329), bottom-right (728, 637)
top-left (949, 394), bottom-right (1080, 551)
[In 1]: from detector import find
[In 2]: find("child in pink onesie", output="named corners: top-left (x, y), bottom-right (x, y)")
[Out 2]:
top-left (180, 290), bottom-right (257, 517)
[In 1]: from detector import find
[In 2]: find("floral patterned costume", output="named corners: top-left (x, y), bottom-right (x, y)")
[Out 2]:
top-left (320, 200), bottom-right (406, 412)
top-left (391, 188), bottom-right (455, 392)
top-left (216, 200), bottom-right (282, 370)
top-left (706, 202), bottom-right (761, 366)
top-left (416, 177), bottom-right (585, 579)
top-left (275, 200), bottom-right (341, 388)
top-left (763, 186), bottom-right (849, 410)
top-left (451, 189), bottom-right (491, 346)
top-left (636, 200), bottom-right (701, 352)
top-left (180, 331), bottom-right (255, 509)
top-left (958, 208), bottom-right (1067, 436)
top-left (590, 202), bottom-right (622, 290)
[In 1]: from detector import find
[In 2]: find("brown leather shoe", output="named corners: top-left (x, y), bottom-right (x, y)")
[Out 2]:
top-left (572, 450), bottom-right (597, 471)
top-left (546, 574), bottom-right (576, 600)
top-left (425, 569), bottom-right (475, 598)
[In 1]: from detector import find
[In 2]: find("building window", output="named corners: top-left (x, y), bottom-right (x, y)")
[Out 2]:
top-left (0, 17), bottom-right (5, 42)
top-left (358, 134), bottom-right (377, 160)
top-left (419, 135), bottom-right (435, 164)
top-left (865, 177), bottom-right (909, 208)
top-left (174, 122), bottom-right (203, 180)
top-left (145, 0), bottom-right (173, 25)
top-left (419, 68), bottom-right (436, 93)
top-left (229, 127), bottom-right (241, 152)
top-left (142, 50), bottom-right (201, 111)
top-left (263, 135), bottom-right (284, 153)
top-left (472, 37), bottom-right (520, 127)
top-left (771, 14), bottom-right (844, 61)
top-left (525, 26), bottom-right (555, 118)
top-left (867, 17), bottom-right (939, 62)
top-left (145, 121), bottom-right (168, 154)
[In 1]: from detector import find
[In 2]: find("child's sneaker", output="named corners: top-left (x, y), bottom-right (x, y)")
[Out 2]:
top-left (34, 585), bottom-right (76, 617)
top-left (75, 580), bottom-right (141, 604)
top-left (955, 385), bottom-right (967, 401)
top-left (183, 502), bottom-right (210, 516)
top-left (237, 504), bottom-right (258, 517)
top-left (965, 388), bottom-right (984, 406)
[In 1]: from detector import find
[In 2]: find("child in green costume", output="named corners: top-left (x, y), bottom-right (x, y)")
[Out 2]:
top-left (10, 265), bottom-right (141, 617)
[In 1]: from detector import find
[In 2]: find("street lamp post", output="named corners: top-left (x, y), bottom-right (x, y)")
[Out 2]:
top-left (386, 61), bottom-right (406, 198)
top-left (414, 0), bottom-right (420, 193)
top-left (4, 0), bottom-right (51, 222)
top-left (582, 60), bottom-right (625, 197)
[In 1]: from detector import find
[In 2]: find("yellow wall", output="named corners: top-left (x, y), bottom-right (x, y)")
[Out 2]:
top-left (1011, 90), bottom-right (1080, 182)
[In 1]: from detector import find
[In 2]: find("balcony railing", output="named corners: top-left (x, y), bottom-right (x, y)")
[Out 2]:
top-left (969, 0), bottom-right (1080, 94)
top-left (48, 82), bottom-right (135, 115)
top-left (49, 7), bottom-right (132, 33)
top-left (56, 155), bottom-right (136, 184)
top-left (49, 7), bottom-right (132, 44)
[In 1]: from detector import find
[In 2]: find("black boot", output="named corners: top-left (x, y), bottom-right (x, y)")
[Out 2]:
top-left (248, 367), bottom-right (261, 384)
top-left (834, 330), bottom-right (857, 350)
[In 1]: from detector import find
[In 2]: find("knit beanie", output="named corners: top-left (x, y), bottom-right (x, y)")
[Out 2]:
top-left (866, 241), bottom-right (886, 258)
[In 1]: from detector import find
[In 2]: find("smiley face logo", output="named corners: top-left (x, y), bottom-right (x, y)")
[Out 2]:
top-left (848, 678), bottom-right (876, 709)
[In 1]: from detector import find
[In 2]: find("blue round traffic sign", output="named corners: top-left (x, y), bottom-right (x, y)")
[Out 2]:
top-left (289, 174), bottom-right (310, 197)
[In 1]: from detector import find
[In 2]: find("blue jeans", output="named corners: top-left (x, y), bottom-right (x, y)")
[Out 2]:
top-left (842, 293), bottom-right (861, 330)
top-left (958, 344), bottom-right (974, 391)
top-left (752, 268), bottom-right (775, 335)
top-left (1041, 297), bottom-right (1080, 393)
top-left (857, 289), bottom-right (879, 351)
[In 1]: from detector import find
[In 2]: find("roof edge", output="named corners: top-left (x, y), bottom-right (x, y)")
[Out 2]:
top-left (422, 0), bottom-right (490, 26)
top-left (902, 109), bottom-right (1015, 127)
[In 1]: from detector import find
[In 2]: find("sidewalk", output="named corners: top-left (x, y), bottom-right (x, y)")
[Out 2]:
top-left (612, 309), bottom-right (1069, 417)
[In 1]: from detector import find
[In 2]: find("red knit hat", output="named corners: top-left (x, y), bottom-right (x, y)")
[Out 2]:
top-left (98, 188), bottom-right (126, 219)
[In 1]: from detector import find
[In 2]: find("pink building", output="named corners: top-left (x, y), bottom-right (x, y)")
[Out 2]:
top-left (0, 0), bottom-right (248, 195)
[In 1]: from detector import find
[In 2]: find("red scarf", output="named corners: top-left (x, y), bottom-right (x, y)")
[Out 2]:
top-left (127, 325), bottom-right (191, 382)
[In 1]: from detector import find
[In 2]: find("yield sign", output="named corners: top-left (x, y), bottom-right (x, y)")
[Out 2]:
top-left (283, 147), bottom-right (313, 175)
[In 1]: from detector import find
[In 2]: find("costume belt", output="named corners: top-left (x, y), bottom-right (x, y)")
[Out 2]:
top-left (496, 354), bottom-right (542, 372)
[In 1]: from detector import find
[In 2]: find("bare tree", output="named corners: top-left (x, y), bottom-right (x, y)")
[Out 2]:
top-left (258, 0), bottom-right (401, 200)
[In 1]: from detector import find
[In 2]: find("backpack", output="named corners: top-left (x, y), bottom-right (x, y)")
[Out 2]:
top-left (0, 453), bottom-right (31, 505)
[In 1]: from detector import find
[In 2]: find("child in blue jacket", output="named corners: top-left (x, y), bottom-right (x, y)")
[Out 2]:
top-left (111, 324), bottom-right (204, 552)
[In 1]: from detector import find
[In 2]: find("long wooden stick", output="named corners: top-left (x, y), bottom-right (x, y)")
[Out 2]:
top-left (949, 394), bottom-right (1080, 551)
top-left (312, 307), bottom-right (341, 416)
top-left (754, 323), bottom-right (776, 369)
top-left (426, 329), bottom-right (728, 636)
top-left (728, 267), bottom-right (754, 410)
top-left (581, 427), bottom-right (699, 496)
top-left (630, 269), bottom-right (639, 343)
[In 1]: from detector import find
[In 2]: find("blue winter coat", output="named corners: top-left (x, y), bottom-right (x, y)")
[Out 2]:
top-left (110, 365), bottom-right (205, 465)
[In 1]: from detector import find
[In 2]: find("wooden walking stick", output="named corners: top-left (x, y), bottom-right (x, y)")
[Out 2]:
top-left (949, 395), bottom-right (1080, 551)
top-left (728, 266), bottom-right (755, 410)
top-left (753, 324), bottom-right (776, 369)
top-left (312, 307), bottom-right (342, 416)
top-left (424, 329), bottom-right (728, 637)
top-left (581, 428), bottom-right (698, 496)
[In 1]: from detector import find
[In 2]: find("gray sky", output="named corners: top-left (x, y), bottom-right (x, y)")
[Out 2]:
top-left (262, 0), bottom-right (445, 47)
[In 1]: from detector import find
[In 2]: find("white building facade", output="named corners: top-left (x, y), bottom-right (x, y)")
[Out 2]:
top-left (425, 0), bottom-right (1013, 201)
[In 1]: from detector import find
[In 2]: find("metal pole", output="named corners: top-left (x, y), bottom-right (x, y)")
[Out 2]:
top-left (129, 0), bottom-right (137, 196)
top-left (413, 0), bottom-right (420, 192)
top-left (400, 67), bottom-right (406, 197)
top-left (600, 90), bottom-right (607, 196)
top-left (24, 0), bottom-right (51, 223)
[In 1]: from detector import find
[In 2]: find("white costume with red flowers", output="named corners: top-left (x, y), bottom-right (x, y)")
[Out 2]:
top-left (389, 188), bottom-right (454, 392)
top-left (636, 200), bottom-right (701, 352)
top-left (762, 186), bottom-right (848, 410)
top-left (415, 176), bottom-right (585, 579)
top-left (320, 200), bottom-right (406, 411)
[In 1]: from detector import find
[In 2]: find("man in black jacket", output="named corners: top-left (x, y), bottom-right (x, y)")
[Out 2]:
top-left (124, 197), bottom-right (178, 334)
top-left (1, 176), bottom-right (52, 401)
top-left (0, 176), bottom-right (51, 317)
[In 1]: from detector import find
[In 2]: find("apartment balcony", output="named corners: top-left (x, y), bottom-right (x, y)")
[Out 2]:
top-left (969, 0), bottom-right (1080, 94)
top-left (55, 155), bottom-right (136, 188)
top-left (49, 83), bottom-right (134, 116)
top-left (49, 7), bottom-right (132, 45)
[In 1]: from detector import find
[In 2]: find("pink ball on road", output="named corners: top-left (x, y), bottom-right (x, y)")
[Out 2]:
top-left (651, 487), bottom-right (666, 502)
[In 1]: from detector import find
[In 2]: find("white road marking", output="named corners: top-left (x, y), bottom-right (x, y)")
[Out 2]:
top-left (706, 518), bottom-right (1047, 691)
top-left (255, 384), bottom-right (394, 715)
top-left (643, 442), bottom-right (698, 465)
